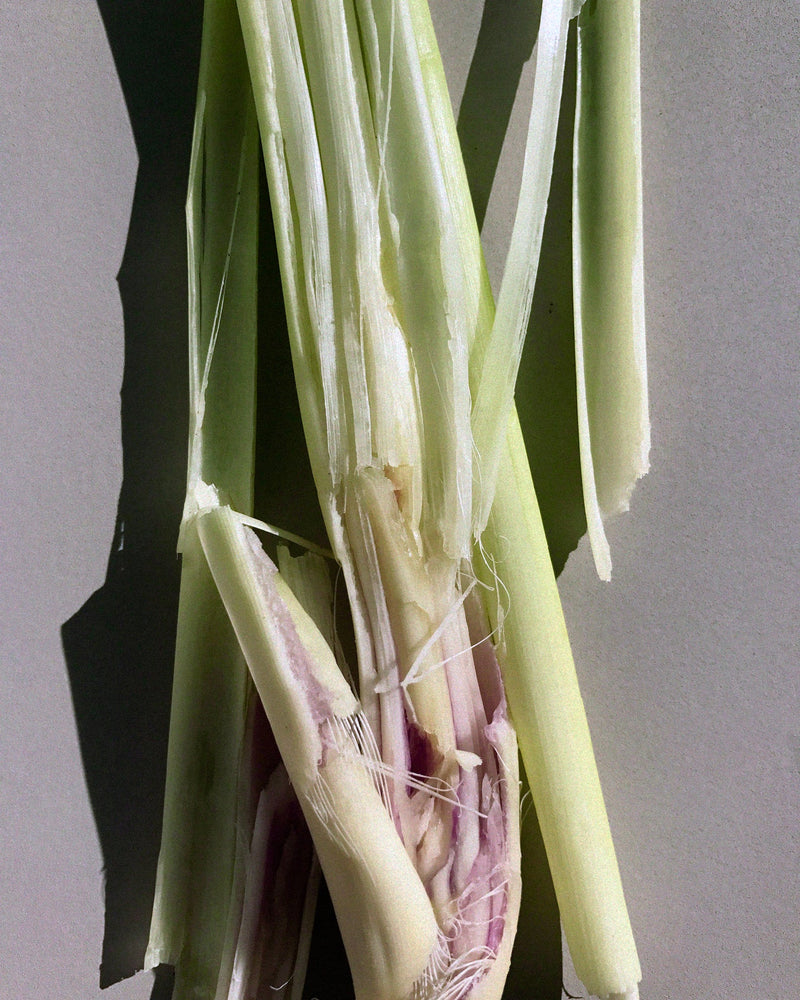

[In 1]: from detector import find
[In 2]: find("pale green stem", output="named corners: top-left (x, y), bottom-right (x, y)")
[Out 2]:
top-left (573, 0), bottom-right (649, 580)
top-left (146, 2), bottom-right (259, 993)
top-left (478, 413), bottom-right (641, 1000)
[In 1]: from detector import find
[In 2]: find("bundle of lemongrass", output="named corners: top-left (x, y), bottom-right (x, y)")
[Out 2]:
top-left (144, 1), bottom-right (648, 999)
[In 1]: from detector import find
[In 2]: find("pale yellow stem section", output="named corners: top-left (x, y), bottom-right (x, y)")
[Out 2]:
top-left (480, 414), bottom-right (640, 1000)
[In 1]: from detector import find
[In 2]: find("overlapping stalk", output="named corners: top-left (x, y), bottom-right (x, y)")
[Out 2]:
top-left (573, 0), bottom-right (649, 580)
top-left (145, 1), bottom-right (647, 999)
top-left (145, 4), bottom-right (319, 998)
top-left (233, 0), bottom-right (522, 994)
top-left (144, 0), bottom-right (261, 984)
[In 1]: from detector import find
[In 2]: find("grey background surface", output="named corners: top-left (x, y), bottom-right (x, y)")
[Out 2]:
top-left (1, 2), bottom-right (798, 998)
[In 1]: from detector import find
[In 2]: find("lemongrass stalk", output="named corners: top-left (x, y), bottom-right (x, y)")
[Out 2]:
top-left (220, 545), bottom-right (335, 1000)
top-left (196, 503), bottom-right (441, 1000)
top-left (145, 1), bottom-right (259, 991)
top-left (235, 2), bottom-right (523, 995)
top-left (406, 7), bottom-right (642, 996)
top-left (573, 0), bottom-right (649, 580)
top-left (194, 497), bottom-right (521, 1000)
top-left (478, 414), bottom-right (641, 1000)
top-left (147, 3), bottom-right (321, 998)
top-left (187, 3), bottom-right (642, 999)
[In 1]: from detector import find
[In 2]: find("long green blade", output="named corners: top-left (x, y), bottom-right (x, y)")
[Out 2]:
top-left (480, 415), bottom-right (641, 1000)
top-left (470, 0), bottom-right (579, 535)
top-left (146, 1), bottom-right (259, 994)
top-left (573, 0), bottom-right (649, 580)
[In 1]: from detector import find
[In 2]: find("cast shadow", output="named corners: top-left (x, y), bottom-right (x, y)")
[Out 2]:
top-left (61, 0), bottom-right (204, 990)
top-left (458, 3), bottom-right (586, 578)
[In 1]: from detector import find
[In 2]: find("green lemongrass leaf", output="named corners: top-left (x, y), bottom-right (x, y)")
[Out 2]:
top-left (407, 0), bottom-right (495, 348)
top-left (471, 0), bottom-right (583, 535)
top-left (573, 0), bottom-right (649, 580)
top-left (478, 413), bottom-right (640, 1000)
top-left (146, 1), bottom-right (259, 993)
top-left (352, 0), bottom-right (475, 560)
top-left (238, 0), bottom-right (479, 565)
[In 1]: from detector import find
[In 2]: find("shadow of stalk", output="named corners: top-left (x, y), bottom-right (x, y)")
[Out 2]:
top-left (61, 0), bottom-right (203, 989)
